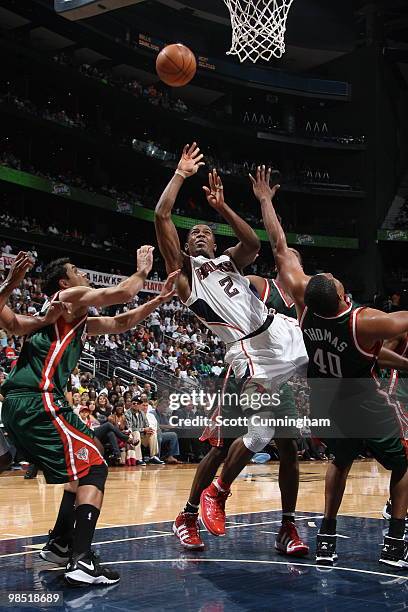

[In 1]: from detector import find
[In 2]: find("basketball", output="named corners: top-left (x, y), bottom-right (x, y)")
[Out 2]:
top-left (156, 43), bottom-right (197, 87)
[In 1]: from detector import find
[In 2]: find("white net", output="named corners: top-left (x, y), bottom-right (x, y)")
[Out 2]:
top-left (223, 0), bottom-right (294, 63)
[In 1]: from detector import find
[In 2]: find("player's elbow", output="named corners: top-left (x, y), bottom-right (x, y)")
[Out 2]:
top-left (248, 233), bottom-right (261, 250)
top-left (118, 289), bottom-right (134, 304)
top-left (154, 206), bottom-right (171, 219)
top-left (0, 318), bottom-right (17, 335)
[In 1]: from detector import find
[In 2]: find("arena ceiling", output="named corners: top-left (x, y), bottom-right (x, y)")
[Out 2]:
top-left (1, 0), bottom-right (407, 75)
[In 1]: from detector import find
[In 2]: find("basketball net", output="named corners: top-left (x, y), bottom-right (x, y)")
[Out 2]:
top-left (223, 0), bottom-right (294, 63)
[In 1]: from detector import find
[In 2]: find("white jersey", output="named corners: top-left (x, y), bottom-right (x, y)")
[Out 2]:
top-left (184, 254), bottom-right (268, 344)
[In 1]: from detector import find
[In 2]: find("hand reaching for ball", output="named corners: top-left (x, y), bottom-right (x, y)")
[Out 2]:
top-left (177, 142), bottom-right (205, 178)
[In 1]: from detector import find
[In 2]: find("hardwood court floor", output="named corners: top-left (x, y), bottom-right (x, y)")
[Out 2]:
top-left (0, 459), bottom-right (389, 539)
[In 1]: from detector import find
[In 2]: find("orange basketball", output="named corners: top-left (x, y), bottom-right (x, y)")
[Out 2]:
top-left (156, 44), bottom-right (197, 87)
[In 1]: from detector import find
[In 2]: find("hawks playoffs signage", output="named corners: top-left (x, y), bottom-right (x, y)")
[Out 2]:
top-left (0, 254), bottom-right (163, 294)
top-left (0, 253), bottom-right (17, 269)
top-left (81, 269), bottom-right (164, 294)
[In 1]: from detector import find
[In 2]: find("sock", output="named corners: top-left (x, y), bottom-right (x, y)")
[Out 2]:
top-left (50, 491), bottom-right (76, 546)
top-left (214, 478), bottom-right (230, 492)
top-left (282, 512), bottom-right (295, 524)
top-left (184, 501), bottom-right (199, 514)
top-left (72, 504), bottom-right (100, 557)
top-left (319, 518), bottom-right (337, 535)
top-left (388, 517), bottom-right (405, 539)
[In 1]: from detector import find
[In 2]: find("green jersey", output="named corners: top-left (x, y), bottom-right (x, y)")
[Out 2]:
top-left (264, 279), bottom-right (297, 319)
top-left (2, 300), bottom-right (87, 398)
top-left (300, 301), bottom-right (381, 379)
top-left (385, 337), bottom-right (408, 406)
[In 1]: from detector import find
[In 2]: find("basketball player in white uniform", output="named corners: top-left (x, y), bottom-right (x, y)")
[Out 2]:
top-left (155, 143), bottom-right (309, 554)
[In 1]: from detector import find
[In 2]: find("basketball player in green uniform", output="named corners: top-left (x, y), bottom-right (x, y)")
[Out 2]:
top-left (0, 252), bottom-right (67, 472)
top-left (254, 164), bottom-right (408, 568)
top-left (381, 333), bottom-right (408, 523)
top-left (0, 247), bottom-right (178, 586)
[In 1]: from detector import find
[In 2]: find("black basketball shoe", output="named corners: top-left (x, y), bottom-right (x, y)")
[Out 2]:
top-left (316, 534), bottom-right (338, 566)
top-left (40, 531), bottom-right (71, 565)
top-left (64, 551), bottom-right (120, 586)
top-left (379, 536), bottom-right (408, 569)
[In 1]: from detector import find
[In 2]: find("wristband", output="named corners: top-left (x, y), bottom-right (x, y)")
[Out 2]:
top-left (175, 169), bottom-right (188, 179)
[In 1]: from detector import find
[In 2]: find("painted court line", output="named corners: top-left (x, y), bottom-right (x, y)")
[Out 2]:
top-left (0, 510), bottom-right (383, 543)
top-left (97, 558), bottom-right (408, 581)
top-left (0, 516), bottom-right (353, 559)
top-left (226, 516), bottom-right (324, 529)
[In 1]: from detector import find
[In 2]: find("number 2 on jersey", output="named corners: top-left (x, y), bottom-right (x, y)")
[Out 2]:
top-left (219, 276), bottom-right (239, 298)
top-left (313, 348), bottom-right (342, 377)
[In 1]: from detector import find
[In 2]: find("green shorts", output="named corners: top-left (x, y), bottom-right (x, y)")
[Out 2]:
top-left (2, 391), bottom-right (105, 484)
top-left (327, 437), bottom-right (408, 471)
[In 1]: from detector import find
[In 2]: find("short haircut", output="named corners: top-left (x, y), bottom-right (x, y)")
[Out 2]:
top-left (42, 257), bottom-right (70, 297)
top-left (187, 225), bottom-right (215, 240)
top-left (304, 275), bottom-right (340, 317)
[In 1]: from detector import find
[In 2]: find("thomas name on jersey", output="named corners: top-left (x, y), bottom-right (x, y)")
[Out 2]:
top-left (302, 327), bottom-right (348, 353)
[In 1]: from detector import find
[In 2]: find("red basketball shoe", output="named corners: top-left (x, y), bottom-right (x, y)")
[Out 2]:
top-left (200, 483), bottom-right (230, 536)
top-left (275, 521), bottom-right (309, 557)
top-left (173, 512), bottom-right (204, 550)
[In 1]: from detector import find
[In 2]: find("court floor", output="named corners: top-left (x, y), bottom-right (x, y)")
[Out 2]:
top-left (0, 460), bottom-right (406, 611)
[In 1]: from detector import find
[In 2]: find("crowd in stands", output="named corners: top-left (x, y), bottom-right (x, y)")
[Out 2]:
top-left (0, 206), bottom-right (129, 259)
top-left (53, 52), bottom-right (190, 117)
top-left (0, 92), bottom-right (87, 130)
top-left (0, 138), bottom-right (360, 238)
top-left (51, 52), bottom-right (365, 149)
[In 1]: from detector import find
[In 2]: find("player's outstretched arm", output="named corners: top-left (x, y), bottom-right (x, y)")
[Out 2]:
top-left (155, 142), bottom-right (204, 274)
top-left (203, 169), bottom-right (260, 269)
top-left (0, 251), bottom-right (68, 335)
top-left (87, 271), bottom-right (179, 335)
top-left (378, 346), bottom-right (408, 371)
top-left (58, 246), bottom-right (154, 310)
top-left (358, 309), bottom-right (408, 346)
top-left (251, 166), bottom-right (309, 307)
top-left (2, 302), bottom-right (69, 336)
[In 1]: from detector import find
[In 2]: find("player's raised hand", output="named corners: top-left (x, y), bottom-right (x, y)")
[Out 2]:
top-left (249, 165), bottom-right (280, 203)
top-left (203, 169), bottom-right (225, 211)
top-left (4, 251), bottom-right (34, 289)
top-left (137, 245), bottom-right (155, 277)
top-left (177, 142), bottom-right (205, 178)
top-left (158, 270), bottom-right (180, 303)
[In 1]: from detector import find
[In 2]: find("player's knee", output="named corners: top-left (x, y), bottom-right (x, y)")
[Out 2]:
top-left (332, 458), bottom-right (354, 471)
top-left (243, 423), bottom-right (275, 453)
top-left (210, 445), bottom-right (228, 460)
top-left (64, 481), bottom-right (78, 494)
top-left (78, 463), bottom-right (108, 493)
top-left (0, 451), bottom-right (12, 473)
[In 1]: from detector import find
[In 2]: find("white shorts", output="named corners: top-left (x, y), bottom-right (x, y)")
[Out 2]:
top-left (225, 313), bottom-right (308, 387)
